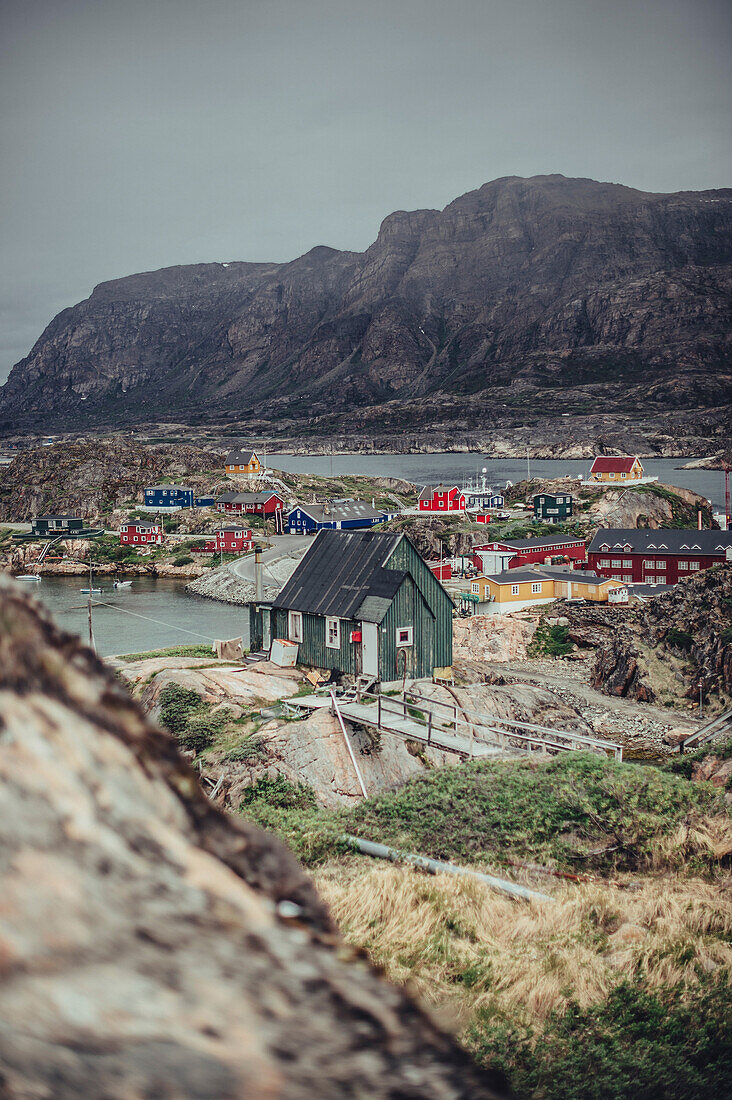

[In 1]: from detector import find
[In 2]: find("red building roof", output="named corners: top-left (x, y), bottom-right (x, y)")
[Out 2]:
top-left (589, 456), bottom-right (639, 474)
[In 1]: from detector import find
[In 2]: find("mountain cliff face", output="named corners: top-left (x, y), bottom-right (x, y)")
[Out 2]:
top-left (1, 175), bottom-right (730, 432)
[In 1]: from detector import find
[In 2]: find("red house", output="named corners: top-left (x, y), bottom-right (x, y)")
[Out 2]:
top-left (216, 491), bottom-right (284, 516)
top-left (215, 526), bottom-right (253, 553)
top-left (588, 529), bottom-right (732, 584)
top-left (476, 512), bottom-right (491, 524)
top-left (472, 535), bottom-right (586, 571)
top-left (418, 485), bottom-right (466, 512)
top-left (120, 521), bottom-right (162, 546)
top-left (429, 561), bottom-right (453, 580)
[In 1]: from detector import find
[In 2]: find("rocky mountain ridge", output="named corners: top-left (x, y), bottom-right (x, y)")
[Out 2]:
top-left (1, 174), bottom-right (730, 436)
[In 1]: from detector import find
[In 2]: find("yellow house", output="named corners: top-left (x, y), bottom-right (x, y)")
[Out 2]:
top-left (464, 568), bottom-right (625, 614)
top-left (588, 456), bottom-right (644, 483)
top-left (225, 449), bottom-right (261, 479)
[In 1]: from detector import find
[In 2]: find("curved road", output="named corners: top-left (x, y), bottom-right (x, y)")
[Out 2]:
top-left (228, 534), bottom-right (311, 587)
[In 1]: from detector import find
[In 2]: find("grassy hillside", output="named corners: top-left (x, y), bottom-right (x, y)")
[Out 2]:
top-left (239, 754), bottom-right (732, 1099)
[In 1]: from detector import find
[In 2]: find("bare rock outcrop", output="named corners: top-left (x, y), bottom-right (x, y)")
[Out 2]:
top-left (415, 680), bottom-right (592, 735)
top-left (215, 707), bottom-right (460, 810)
top-left (0, 438), bottom-right (224, 524)
top-left (453, 614), bottom-right (538, 663)
top-left (0, 578), bottom-right (502, 1099)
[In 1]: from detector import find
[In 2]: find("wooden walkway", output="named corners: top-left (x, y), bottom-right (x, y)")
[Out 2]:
top-left (337, 696), bottom-right (504, 759)
top-left (678, 708), bottom-right (732, 754)
top-left (334, 687), bottom-right (622, 761)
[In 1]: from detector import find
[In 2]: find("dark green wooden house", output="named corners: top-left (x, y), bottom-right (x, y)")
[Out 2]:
top-left (250, 530), bottom-right (454, 682)
top-left (533, 493), bottom-right (573, 522)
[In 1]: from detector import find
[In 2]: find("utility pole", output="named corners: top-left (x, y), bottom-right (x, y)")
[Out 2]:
top-left (527, 442), bottom-right (531, 483)
top-left (87, 557), bottom-right (94, 650)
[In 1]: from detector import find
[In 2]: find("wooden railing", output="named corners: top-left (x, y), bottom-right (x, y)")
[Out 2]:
top-left (403, 688), bottom-right (622, 761)
top-left (678, 709), bottom-right (732, 754)
top-left (345, 685), bottom-right (622, 761)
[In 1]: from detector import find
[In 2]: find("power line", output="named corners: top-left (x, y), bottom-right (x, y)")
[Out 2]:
top-left (86, 600), bottom-right (220, 643)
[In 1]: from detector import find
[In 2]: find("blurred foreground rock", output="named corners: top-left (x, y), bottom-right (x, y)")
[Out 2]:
top-left (0, 578), bottom-right (503, 1099)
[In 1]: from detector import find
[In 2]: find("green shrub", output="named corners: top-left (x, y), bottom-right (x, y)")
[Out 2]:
top-left (666, 627), bottom-right (693, 652)
top-left (158, 683), bottom-right (204, 733)
top-left (223, 736), bottom-right (265, 763)
top-left (528, 621), bottom-right (574, 657)
top-left (172, 554), bottom-right (194, 567)
top-left (240, 774), bottom-right (317, 810)
top-left (668, 736), bottom-right (732, 779)
top-left (467, 977), bottom-right (732, 1100)
top-left (177, 713), bottom-right (223, 753)
top-left (343, 754), bottom-right (724, 873)
top-left (157, 682), bottom-right (225, 752)
top-left (238, 753), bottom-right (725, 874)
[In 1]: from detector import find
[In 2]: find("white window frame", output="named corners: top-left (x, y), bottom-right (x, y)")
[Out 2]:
top-left (471, 582), bottom-right (480, 594)
top-left (325, 616), bottom-right (341, 650)
top-left (532, 582), bottom-right (542, 593)
top-left (288, 610), bottom-right (303, 643)
top-left (689, 561), bottom-right (700, 571)
top-left (511, 584), bottom-right (520, 596)
top-left (678, 561), bottom-right (687, 570)
top-left (396, 626), bottom-right (413, 648)
top-left (611, 559), bottom-right (622, 568)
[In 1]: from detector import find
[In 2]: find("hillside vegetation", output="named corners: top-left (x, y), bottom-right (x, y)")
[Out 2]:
top-left (239, 754), bottom-right (732, 1099)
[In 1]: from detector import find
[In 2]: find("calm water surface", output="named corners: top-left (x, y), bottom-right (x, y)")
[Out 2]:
top-left (27, 575), bottom-right (249, 657)
top-left (269, 455), bottom-right (726, 511)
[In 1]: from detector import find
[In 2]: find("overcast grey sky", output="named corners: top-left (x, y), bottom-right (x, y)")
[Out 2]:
top-left (1, 0), bottom-right (730, 383)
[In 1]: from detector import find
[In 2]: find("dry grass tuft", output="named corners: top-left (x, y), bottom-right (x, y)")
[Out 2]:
top-left (315, 858), bottom-right (732, 1029)
top-left (650, 814), bottom-right (732, 868)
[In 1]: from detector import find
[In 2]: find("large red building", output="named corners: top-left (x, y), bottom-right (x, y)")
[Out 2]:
top-left (587, 529), bottom-right (732, 584)
top-left (120, 521), bottom-right (162, 546)
top-left (214, 526), bottom-right (253, 553)
top-left (472, 535), bottom-right (586, 571)
top-left (216, 491), bottom-right (284, 516)
top-left (418, 485), bottom-right (466, 512)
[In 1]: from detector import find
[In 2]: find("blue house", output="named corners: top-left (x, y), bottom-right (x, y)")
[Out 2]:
top-left (144, 484), bottom-right (195, 509)
top-left (194, 495), bottom-right (216, 508)
top-left (286, 500), bottom-right (394, 534)
top-left (463, 486), bottom-right (504, 510)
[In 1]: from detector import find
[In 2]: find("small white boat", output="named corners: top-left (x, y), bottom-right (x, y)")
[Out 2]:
top-left (80, 587), bottom-right (101, 594)
top-left (113, 580), bottom-right (132, 589)
top-left (17, 574), bottom-right (41, 582)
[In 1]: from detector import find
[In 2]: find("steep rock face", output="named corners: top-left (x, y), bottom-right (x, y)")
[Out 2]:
top-left (566, 566), bottom-right (732, 708)
top-left (0, 439), bottom-right (223, 522)
top-left (0, 578), bottom-right (503, 1099)
top-left (1, 175), bottom-right (730, 431)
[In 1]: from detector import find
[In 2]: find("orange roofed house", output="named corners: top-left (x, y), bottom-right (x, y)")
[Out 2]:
top-left (589, 456), bottom-right (644, 483)
top-left (225, 449), bottom-right (262, 480)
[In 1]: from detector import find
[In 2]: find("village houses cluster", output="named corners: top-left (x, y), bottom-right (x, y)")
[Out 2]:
top-left (26, 450), bottom-right (732, 682)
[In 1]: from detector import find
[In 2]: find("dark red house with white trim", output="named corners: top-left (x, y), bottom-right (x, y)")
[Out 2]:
top-left (588, 529), bottom-right (732, 585)
top-left (215, 526), bottom-right (253, 552)
top-left (418, 485), bottom-right (466, 512)
top-left (216, 491), bottom-right (284, 516)
top-left (120, 521), bottom-right (162, 546)
top-left (193, 526), bottom-right (254, 554)
top-left (472, 535), bottom-right (586, 571)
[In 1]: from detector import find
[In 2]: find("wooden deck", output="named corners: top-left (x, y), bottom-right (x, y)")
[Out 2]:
top-left (337, 698), bottom-right (505, 758)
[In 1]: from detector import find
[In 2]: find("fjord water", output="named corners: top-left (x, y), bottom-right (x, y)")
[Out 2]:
top-left (268, 455), bottom-right (726, 511)
top-left (29, 575), bottom-right (249, 657)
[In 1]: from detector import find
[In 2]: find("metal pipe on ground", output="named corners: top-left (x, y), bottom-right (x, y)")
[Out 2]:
top-left (331, 692), bottom-right (368, 799)
top-left (343, 835), bottom-right (551, 903)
